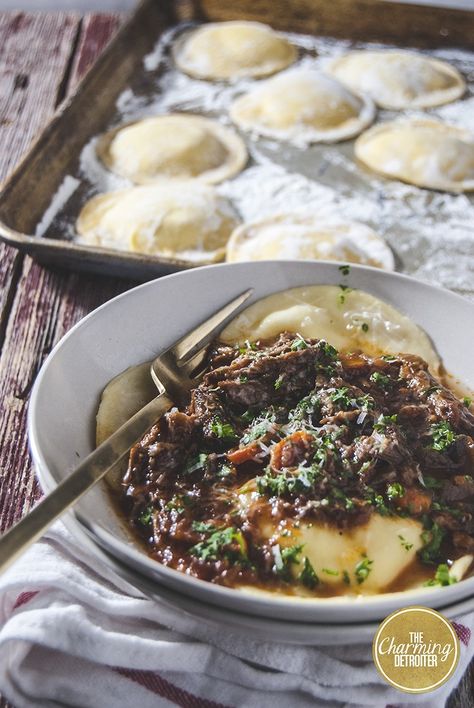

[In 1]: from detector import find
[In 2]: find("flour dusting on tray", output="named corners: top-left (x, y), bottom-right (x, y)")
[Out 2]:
top-left (38, 23), bottom-right (474, 297)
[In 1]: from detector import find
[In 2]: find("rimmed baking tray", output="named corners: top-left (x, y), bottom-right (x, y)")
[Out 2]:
top-left (0, 0), bottom-right (474, 281)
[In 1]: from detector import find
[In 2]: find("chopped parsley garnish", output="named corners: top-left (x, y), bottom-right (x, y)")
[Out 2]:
top-left (430, 421), bottom-right (456, 452)
top-left (381, 355), bottom-right (397, 362)
top-left (138, 506), bottom-right (153, 525)
top-left (256, 464), bottom-right (319, 497)
top-left (210, 417), bottom-right (237, 440)
top-left (373, 414), bottom-right (398, 431)
top-left (192, 521), bottom-right (216, 534)
top-left (299, 557), bottom-right (319, 588)
top-left (398, 534), bottom-right (414, 552)
top-left (238, 340), bottom-right (257, 354)
top-left (329, 387), bottom-right (353, 410)
top-left (463, 396), bottom-right (472, 408)
top-left (338, 285), bottom-right (353, 304)
top-left (240, 409), bottom-right (258, 424)
top-left (241, 412), bottom-right (276, 444)
top-left (273, 543), bottom-right (304, 580)
top-left (322, 567), bottom-right (339, 576)
top-left (357, 394), bottom-right (375, 411)
top-left (361, 323), bottom-right (369, 333)
top-left (419, 523), bottom-right (445, 564)
top-left (369, 371), bottom-right (392, 389)
top-left (274, 374), bottom-right (285, 390)
top-left (338, 264), bottom-right (351, 276)
top-left (291, 335), bottom-right (308, 351)
top-left (238, 375), bottom-right (248, 384)
top-left (387, 482), bottom-right (404, 500)
top-left (342, 570), bottom-right (351, 585)
top-left (289, 394), bottom-right (320, 423)
top-left (424, 563), bottom-right (457, 587)
top-left (355, 556), bottom-right (373, 584)
top-left (190, 526), bottom-right (247, 563)
top-left (318, 341), bottom-right (338, 360)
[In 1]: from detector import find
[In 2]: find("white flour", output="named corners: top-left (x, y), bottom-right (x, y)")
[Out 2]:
top-left (41, 24), bottom-right (474, 296)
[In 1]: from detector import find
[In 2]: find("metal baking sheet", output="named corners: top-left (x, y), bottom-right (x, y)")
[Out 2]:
top-left (0, 0), bottom-right (473, 293)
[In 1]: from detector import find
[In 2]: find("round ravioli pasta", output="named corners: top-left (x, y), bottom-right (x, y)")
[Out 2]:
top-left (226, 215), bottom-right (394, 270)
top-left (221, 285), bottom-right (440, 376)
top-left (230, 69), bottom-right (375, 144)
top-left (97, 114), bottom-right (247, 185)
top-left (173, 21), bottom-right (297, 81)
top-left (328, 50), bottom-right (465, 110)
top-left (355, 118), bottom-right (474, 193)
top-left (76, 182), bottom-right (239, 262)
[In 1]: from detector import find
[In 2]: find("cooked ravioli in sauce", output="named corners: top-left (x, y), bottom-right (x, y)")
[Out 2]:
top-left (99, 287), bottom-right (474, 598)
top-left (328, 50), bottom-right (465, 110)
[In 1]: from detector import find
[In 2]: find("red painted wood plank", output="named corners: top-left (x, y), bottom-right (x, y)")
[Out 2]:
top-left (69, 12), bottom-right (122, 89)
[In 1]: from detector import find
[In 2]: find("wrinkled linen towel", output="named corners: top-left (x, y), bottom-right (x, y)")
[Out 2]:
top-left (0, 522), bottom-right (472, 708)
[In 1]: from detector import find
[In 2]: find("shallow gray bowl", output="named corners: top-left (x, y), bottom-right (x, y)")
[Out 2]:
top-left (29, 261), bottom-right (474, 628)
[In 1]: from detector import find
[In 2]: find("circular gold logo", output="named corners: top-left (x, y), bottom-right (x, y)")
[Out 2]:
top-left (372, 606), bottom-right (460, 693)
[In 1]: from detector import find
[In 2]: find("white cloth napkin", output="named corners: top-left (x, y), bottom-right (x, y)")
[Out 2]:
top-left (0, 523), bottom-right (472, 708)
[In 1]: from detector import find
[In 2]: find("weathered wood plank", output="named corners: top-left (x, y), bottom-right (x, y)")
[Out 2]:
top-left (0, 12), bottom-right (80, 183)
top-left (0, 13), bottom-right (82, 356)
top-left (0, 13), bottom-right (124, 533)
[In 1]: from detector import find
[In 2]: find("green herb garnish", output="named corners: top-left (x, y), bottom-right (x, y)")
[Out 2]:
top-left (424, 563), bottom-right (457, 587)
top-left (338, 285), bottom-right (353, 304)
top-left (370, 372), bottom-right (392, 389)
top-left (398, 534), bottom-right (414, 552)
top-left (138, 506), bottom-right (153, 525)
top-left (299, 557), bottom-right (319, 588)
top-left (355, 556), bottom-right (373, 584)
top-left (387, 482), bottom-right (404, 500)
top-left (274, 374), bottom-right (285, 390)
top-left (190, 526), bottom-right (247, 563)
top-left (329, 387), bottom-right (353, 410)
top-left (291, 335), bottom-right (308, 351)
top-left (373, 414), bottom-right (398, 431)
top-left (419, 523), bottom-right (445, 564)
top-left (361, 323), bottom-right (369, 333)
top-left (210, 417), bottom-right (237, 440)
top-left (430, 421), bottom-right (456, 452)
top-left (192, 521), bottom-right (216, 534)
top-left (338, 265), bottom-right (351, 276)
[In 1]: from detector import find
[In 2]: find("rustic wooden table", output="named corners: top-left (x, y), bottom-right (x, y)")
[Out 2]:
top-left (0, 10), bottom-right (472, 708)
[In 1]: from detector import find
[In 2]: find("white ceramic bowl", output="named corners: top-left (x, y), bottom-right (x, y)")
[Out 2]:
top-left (29, 261), bottom-right (474, 626)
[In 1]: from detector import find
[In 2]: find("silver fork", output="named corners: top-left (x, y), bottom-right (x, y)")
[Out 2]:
top-left (0, 289), bottom-right (252, 573)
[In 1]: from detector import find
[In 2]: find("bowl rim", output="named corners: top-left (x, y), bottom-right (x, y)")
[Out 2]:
top-left (28, 260), bottom-right (474, 618)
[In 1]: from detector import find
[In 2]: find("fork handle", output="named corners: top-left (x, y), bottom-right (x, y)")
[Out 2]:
top-left (0, 392), bottom-right (173, 574)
